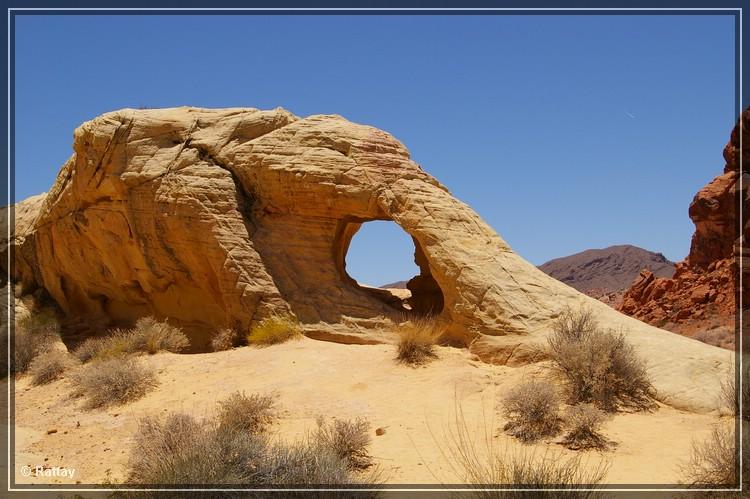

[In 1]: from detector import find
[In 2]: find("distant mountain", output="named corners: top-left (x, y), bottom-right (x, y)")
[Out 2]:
top-left (380, 280), bottom-right (408, 289)
top-left (538, 245), bottom-right (675, 302)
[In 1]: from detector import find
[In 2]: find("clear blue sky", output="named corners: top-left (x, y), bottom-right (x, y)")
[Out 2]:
top-left (14, 14), bottom-right (735, 286)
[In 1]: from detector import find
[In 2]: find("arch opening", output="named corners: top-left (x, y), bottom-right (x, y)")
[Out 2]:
top-left (339, 219), bottom-right (445, 316)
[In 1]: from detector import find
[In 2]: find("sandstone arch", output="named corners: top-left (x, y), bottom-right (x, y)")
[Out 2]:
top-left (4, 106), bottom-right (732, 412)
top-left (335, 218), bottom-right (445, 316)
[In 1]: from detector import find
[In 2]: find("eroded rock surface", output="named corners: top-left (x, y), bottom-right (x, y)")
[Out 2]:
top-left (7, 107), bottom-right (732, 412)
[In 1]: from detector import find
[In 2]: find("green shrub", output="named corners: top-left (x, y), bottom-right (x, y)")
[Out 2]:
top-left (395, 317), bottom-right (440, 365)
top-left (548, 307), bottom-right (654, 412)
top-left (247, 314), bottom-right (301, 346)
top-left (71, 357), bottom-right (158, 409)
top-left (502, 380), bottom-right (562, 443)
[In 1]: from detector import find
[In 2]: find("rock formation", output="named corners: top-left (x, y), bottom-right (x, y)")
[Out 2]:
top-left (619, 109), bottom-right (748, 349)
top-left (5, 107), bottom-right (732, 412)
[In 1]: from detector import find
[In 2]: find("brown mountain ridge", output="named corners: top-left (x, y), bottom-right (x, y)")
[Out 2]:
top-left (538, 245), bottom-right (675, 304)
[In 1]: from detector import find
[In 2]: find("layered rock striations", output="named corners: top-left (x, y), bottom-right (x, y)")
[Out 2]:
top-left (5, 107), bottom-right (732, 412)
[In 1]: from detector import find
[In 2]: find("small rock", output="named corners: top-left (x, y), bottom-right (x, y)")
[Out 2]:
top-left (375, 427), bottom-right (386, 436)
top-left (46, 429), bottom-right (57, 435)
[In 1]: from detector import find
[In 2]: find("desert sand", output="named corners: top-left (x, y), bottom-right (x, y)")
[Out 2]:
top-left (12, 337), bottom-right (725, 487)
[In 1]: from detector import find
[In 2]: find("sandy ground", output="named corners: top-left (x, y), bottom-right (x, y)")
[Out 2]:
top-left (11, 337), bottom-right (725, 487)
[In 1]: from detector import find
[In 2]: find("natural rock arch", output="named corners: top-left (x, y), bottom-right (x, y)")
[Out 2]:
top-left (335, 218), bottom-right (445, 316)
top-left (3, 106), bottom-right (732, 412)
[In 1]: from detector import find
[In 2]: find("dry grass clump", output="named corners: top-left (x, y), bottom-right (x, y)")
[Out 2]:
top-left (126, 393), bottom-right (380, 489)
top-left (501, 380), bottom-right (562, 443)
top-left (719, 362), bottom-right (749, 419)
top-left (70, 357), bottom-right (158, 409)
top-left (129, 317), bottom-right (190, 354)
top-left (216, 391), bottom-right (277, 434)
top-left (11, 311), bottom-right (60, 375)
top-left (210, 327), bottom-right (238, 352)
top-left (561, 404), bottom-right (609, 450)
top-left (72, 317), bottom-right (189, 363)
top-left (396, 317), bottom-right (440, 366)
top-left (438, 401), bottom-right (609, 498)
top-left (28, 350), bottom-right (77, 386)
top-left (246, 314), bottom-right (301, 346)
top-left (314, 416), bottom-right (373, 469)
top-left (681, 423), bottom-right (736, 487)
top-left (548, 307), bottom-right (654, 412)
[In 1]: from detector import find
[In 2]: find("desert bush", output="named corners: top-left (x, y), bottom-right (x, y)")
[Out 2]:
top-left (28, 350), bottom-right (77, 385)
top-left (72, 318), bottom-right (189, 363)
top-left (719, 363), bottom-right (749, 419)
top-left (129, 316), bottom-right (190, 354)
top-left (71, 357), bottom-right (158, 409)
top-left (72, 329), bottom-right (132, 362)
top-left (127, 412), bottom-right (269, 486)
top-left (548, 306), bottom-right (654, 412)
top-left (17, 310), bottom-right (60, 338)
top-left (313, 416), bottom-right (373, 469)
top-left (126, 408), bottom-right (380, 490)
top-left (561, 404), bottom-right (609, 450)
top-left (395, 317), bottom-right (440, 365)
top-left (216, 391), bottom-right (277, 434)
top-left (438, 400), bottom-right (609, 498)
top-left (210, 327), bottom-right (238, 352)
top-left (11, 311), bottom-right (60, 374)
top-left (247, 314), bottom-right (301, 346)
top-left (681, 423), bottom-right (736, 487)
top-left (501, 379), bottom-right (562, 443)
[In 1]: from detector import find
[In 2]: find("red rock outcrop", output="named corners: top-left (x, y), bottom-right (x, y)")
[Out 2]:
top-left (619, 109), bottom-right (748, 349)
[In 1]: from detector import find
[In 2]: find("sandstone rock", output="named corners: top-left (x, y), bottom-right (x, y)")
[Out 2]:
top-left (618, 108), bottom-right (748, 349)
top-left (6, 107), bottom-right (732, 412)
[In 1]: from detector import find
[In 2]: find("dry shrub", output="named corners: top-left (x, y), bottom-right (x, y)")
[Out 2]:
top-left (719, 362), bottom-right (749, 419)
top-left (72, 317), bottom-right (189, 363)
top-left (71, 357), bottom-right (158, 409)
top-left (210, 327), bottom-right (238, 352)
top-left (217, 391), bottom-right (277, 434)
top-left (73, 329), bottom-right (132, 362)
top-left (548, 306), bottom-right (654, 412)
top-left (126, 396), bottom-right (380, 490)
top-left (247, 314), bottom-right (301, 346)
top-left (437, 400), bottom-right (610, 498)
top-left (681, 423), bottom-right (736, 487)
top-left (502, 380), bottom-right (562, 443)
top-left (693, 327), bottom-right (734, 350)
top-left (12, 311), bottom-right (60, 374)
top-left (561, 404), bottom-right (610, 450)
top-left (396, 317), bottom-right (440, 365)
top-left (29, 350), bottom-right (77, 385)
top-left (130, 316), bottom-right (190, 354)
top-left (314, 416), bottom-right (373, 469)
top-left (127, 412), bottom-right (269, 486)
